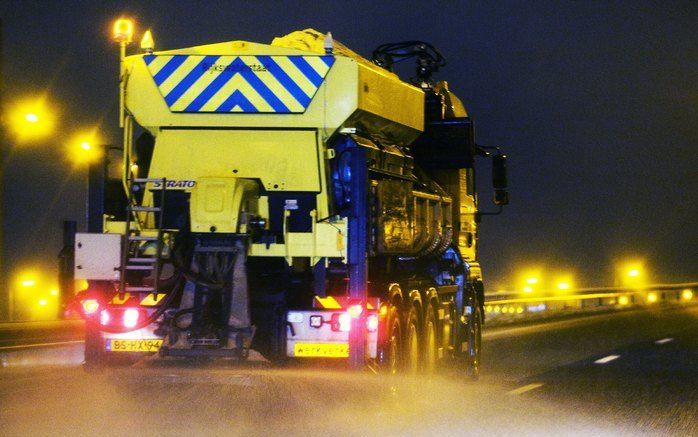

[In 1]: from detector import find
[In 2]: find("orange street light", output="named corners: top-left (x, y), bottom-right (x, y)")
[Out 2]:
top-left (5, 97), bottom-right (57, 144)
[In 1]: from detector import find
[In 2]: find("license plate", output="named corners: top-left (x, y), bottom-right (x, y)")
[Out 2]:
top-left (106, 339), bottom-right (163, 352)
top-left (293, 342), bottom-right (348, 358)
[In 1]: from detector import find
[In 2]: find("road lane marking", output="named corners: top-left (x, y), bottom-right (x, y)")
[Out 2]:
top-left (0, 340), bottom-right (83, 351)
top-left (594, 354), bottom-right (620, 364)
top-left (507, 383), bottom-right (544, 395)
top-left (655, 338), bottom-right (673, 344)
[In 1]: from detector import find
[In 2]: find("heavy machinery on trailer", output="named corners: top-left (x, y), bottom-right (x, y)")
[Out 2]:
top-left (73, 25), bottom-right (508, 376)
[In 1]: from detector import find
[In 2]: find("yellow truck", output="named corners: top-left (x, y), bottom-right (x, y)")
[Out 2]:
top-left (73, 27), bottom-right (508, 376)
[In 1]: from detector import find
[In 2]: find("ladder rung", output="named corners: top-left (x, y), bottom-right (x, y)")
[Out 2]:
top-left (128, 235), bottom-right (159, 241)
top-left (133, 178), bottom-right (166, 183)
top-left (125, 265), bottom-right (155, 270)
top-left (129, 206), bottom-right (161, 212)
top-left (128, 257), bottom-right (157, 263)
top-left (124, 286), bottom-right (156, 292)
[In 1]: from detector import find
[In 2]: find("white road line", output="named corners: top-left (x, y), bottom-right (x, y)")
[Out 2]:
top-left (655, 338), bottom-right (674, 344)
top-left (507, 383), bottom-right (544, 395)
top-left (0, 340), bottom-right (83, 351)
top-left (594, 354), bottom-right (620, 364)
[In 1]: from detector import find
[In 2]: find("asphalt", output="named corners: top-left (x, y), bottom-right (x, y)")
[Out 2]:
top-left (0, 305), bottom-right (695, 436)
top-left (0, 319), bottom-right (84, 348)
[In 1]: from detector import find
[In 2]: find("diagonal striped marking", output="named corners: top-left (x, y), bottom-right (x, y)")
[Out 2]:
top-left (217, 89), bottom-right (257, 112)
top-left (305, 56), bottom-right (332, 77)
top-left (201, 74), bottom-right (272, 112)
top-left (289, 56), bottom-right (323, 87)
top-left (274, 56), bottom-right (318, 97)
top-left (320, 55), bottom-right (334, 67)
top-left (256, 55), bottom-right (311, 107)
top-left (143, 54), bottom-right (156, 66)
top-left (146, 55), bottom-right (172, 77)
top-left (111, 293), bottom-right (131, 305)
top-left (165, 55), bottom-right (220, 106)
top-left (240, 56), bottom-right (302, 112)
top-left (315, 296), bottom-right (342, 310)
top-left (230, 58), bottom-right (289, 112)
top-left (153, 55), bottom-right (187, 85)
top-left (158, 56), bottom-right (208, 98)
top-left (182, 56), bottom-right (237, 112)
top-left (140, 293), bottom-right (167, 306)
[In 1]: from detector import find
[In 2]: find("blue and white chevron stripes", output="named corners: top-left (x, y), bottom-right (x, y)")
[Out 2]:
top-left (143, 54), bottom-right (335, 113)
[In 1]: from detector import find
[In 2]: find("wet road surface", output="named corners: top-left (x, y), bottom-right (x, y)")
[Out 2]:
top-left (1, 305), bottom-right (696, 436)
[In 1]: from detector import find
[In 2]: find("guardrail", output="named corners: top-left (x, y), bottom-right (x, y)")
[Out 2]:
top-left (483, 282), bottom-right (697, 324)
top-left (0, 283), bottom-right (695, 346)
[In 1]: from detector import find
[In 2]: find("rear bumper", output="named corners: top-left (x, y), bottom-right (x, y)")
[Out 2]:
top-left (285, 310), bottom-right (378, 358)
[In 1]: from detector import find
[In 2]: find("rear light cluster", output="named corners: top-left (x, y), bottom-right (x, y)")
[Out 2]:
top-left (98, 308), bottom-right (142, 328)
top-left (328, 312), bottom-right (379, 332)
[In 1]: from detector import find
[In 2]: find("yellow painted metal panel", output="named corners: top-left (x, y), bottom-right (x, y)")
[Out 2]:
top-left (190, 178), bottom-right (258, 233)
top-left (314, 296), bottom-right (342, 309)
top-left (140, 294), bottom-right (167, 306)
top-left (357, 63), bottom-right (424, 134)
top-left (149, 130), bottom-right (321, 193)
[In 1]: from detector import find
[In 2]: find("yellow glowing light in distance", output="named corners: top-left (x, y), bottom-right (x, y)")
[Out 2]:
top-left (50, 289), bottom-right (59, 296)
top-left (516, 307), bottom-right (524, 314)
top-left (6, 97), bottom-right (57, 143)
top-left (557, 282), bottom-right (570, 290)
top-left (113, 18), bottom-right (134, 43)
top-left (21, 279), bottom-right (36, 287)
top-left (525, 277), bottom-right (539, 285)
top-left (523, 286), bottom-right (533, 293)
top-left (67, 131), bottom-right (103, 165)
top-left (618, 295), bottom-right (630, 306)
top-left (647, 292), bottom-right (658, 304)
top-left (38, 299), bottom-right (48, 306)
top-left (494, 305), bottom-right (501, 313)
top-left (485, 305), bottom-right (492, 313)
top-left (627, 269), bottom-right (640, 277)
top-left (681, 289), bottom-right (693, 301)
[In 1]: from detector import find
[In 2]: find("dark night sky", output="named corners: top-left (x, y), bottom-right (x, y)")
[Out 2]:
top-left (1, 0), bottom-right (696, 301)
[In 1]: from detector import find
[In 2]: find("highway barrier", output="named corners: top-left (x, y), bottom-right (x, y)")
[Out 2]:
top-left (484, 283), bottom-right (697, 325)
top-left (0, 283), bottom-right (694, 350)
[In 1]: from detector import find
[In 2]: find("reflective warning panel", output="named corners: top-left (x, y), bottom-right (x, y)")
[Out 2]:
top-left (143, 54), bottom-right (335, 113)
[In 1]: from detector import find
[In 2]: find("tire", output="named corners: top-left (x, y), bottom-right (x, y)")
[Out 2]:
top-left (463, 296), bottom-right (482, 380)
top-left (385, 305), bottom-right (403, 375)
top-left (423, 303), bottom-right (438, 374)
top-left (404, 305), bottom-right (421, 374)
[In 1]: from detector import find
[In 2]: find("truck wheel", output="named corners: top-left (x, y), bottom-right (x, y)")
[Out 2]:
top-left (464, 298), bottom-right (482, 380)
top-left (405, 305), bottom-right (421, 374)
top-left (423, 303), bottom-right (438, 374)
top-left (386, 305), bottom-right (403, 375)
